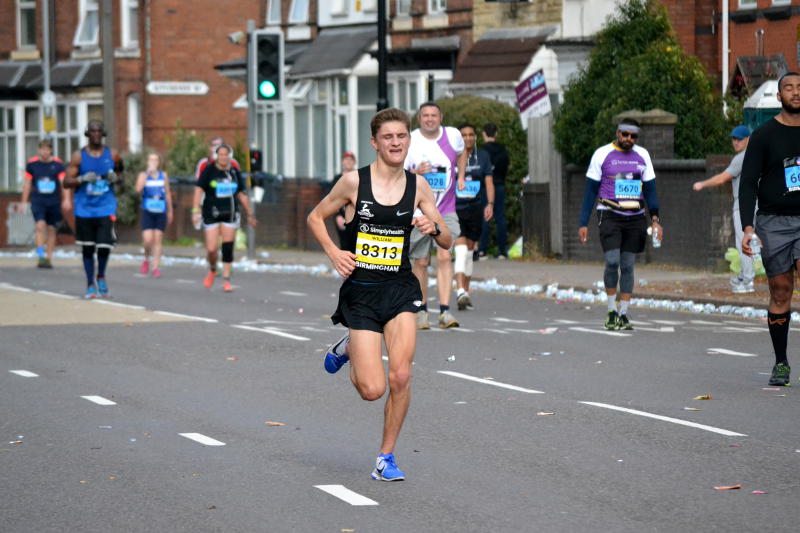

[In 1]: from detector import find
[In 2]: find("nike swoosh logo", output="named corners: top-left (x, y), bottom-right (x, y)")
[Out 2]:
top-left (769, 318), bottom-right (787, 326)
top-left (396, 210), bottom-right (410, 216)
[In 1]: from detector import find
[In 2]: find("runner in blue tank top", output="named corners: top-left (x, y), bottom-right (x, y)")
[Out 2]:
top-left (135, 152), bottom-right (173, 278)
top-left (64, 120), bottom-right (123, 299)
top-left (307, 108), bottom-right (452, 482)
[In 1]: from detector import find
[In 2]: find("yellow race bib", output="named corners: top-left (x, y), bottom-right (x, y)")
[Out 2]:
top-left (355, 231), bottom-right (403, 267)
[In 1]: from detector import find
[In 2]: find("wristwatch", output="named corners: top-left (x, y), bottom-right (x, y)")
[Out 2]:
top-left (432, 222), bottom-right (442, 237)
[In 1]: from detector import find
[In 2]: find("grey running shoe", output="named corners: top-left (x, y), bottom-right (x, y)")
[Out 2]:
top-left (438, 310), bottom-right (459, 328)
top-left (732, 280), bottom-right (755, 294)
top-left (768, 363), bottom-right (791, 386)
top-left (417, 312), bottom-right (430, 330)
top-left (457, 292), bottom-right (472, 311)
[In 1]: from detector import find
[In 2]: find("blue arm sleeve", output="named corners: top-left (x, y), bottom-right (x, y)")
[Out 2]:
top-left (578, 178), bottom-right (600, 227)
top-left (642, 180), bottom-right (659, 218)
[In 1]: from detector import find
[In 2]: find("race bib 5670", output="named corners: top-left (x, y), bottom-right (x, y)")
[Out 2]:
top-left (614, 178), bottom-right (642, 199)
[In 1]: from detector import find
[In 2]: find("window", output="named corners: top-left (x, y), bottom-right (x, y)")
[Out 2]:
top-left (396, 0), bottom-right (412, 16)
top-left (330, 0), bottom-right (347, 16)
top-left (120, 0), bottom-right (139, 49)
top-left (17, 1), bottom-right (36, 49)
top-left (738, 0), bottom-right (756, 7)
top-left (267, 0), bottom-right (281, 25)
top-left (428, 0), bottom-right (447, 13)
top-left (74, 0), bottom-right (99, 47)
top-left (289, 0), bottom-right (309, 24)
top-left (362, 0), bottom-right (377, 11)
top-left (127, 93), bottom-right (142, 153)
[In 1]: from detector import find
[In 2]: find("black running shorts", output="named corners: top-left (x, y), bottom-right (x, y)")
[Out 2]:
top-left (75, 216), bottom-right (116, 248)
top-left (332, 271), bottom-right (423, 333)
top-left (457, 205), bottom-right (483, 242)
top-left (598, 210), bottom-right (647, 254)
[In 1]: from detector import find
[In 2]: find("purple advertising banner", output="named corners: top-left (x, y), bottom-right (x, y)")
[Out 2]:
top-left (516, 70), bottom-right (548, 113)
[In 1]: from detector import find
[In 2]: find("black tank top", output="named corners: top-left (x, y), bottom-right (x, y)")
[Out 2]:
top-left (344, 165), bottom-right (416, 283)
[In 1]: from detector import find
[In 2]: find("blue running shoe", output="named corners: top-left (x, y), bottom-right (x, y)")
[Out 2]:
top-left (96, 278), bottom-right (109, 298)
top-left (84, 284), bottom-right (98, 299)
top-left (371, 453), bottom-right (405, 481)
top-left (324, 332), bottom-right (350, 374)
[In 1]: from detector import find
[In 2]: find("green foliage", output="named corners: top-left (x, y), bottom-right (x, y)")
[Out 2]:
top-left (163, 121), bottom-right (208, 177)
top-left (434, 95), bottom-right (528, 243)
top-left (115, 151), bottom-right (147, 225)
top-left (554, 0), bottom-right (729, 164)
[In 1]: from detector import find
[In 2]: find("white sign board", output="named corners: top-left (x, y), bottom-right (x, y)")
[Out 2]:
top-left (146, 81), bottom-right (209, 95)
top-left (516, 70), bottom-right (551, 130)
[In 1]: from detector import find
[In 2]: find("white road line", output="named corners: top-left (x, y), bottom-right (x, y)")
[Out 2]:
top-left (280, 290), bottom-right (308, 297)
top-left (634, 326), bottom-right (675, 333)
top-left (706, 348), bottom-right (758, 357)
top-left (691, 320), bottom-right (724, 325)
top-left (451, 327), bottom-right (474, 333)
top-left (579, 401), bottom-right (747, 437)
top-left (504, 327), bottom-right (559, 334)
top-left (651, 320), bottom-right (685, 325)
top-left (722, 326), bottom-right (763, 333)
top-left (301, 326), bottom-right (331, 333)
top-left (553, 319), bottom-right (580, 324)
top-left (154, 310), bottom-right (218, 323)
top-left (438, 371), bottom-right (545, 394)
top-left (93, 299), bottom-right (145, 310)
top-left (81, 395), bottom-right (117, 406)
top-left (630, 320), bottom-right (653, 326)
top-left (314, 485), bottom-right (378, 506)
top-left (484, 328), bottom-right (509, 334)
top-left (491, 317), bottom-right (529, 323)
top-left (9, 370), bottom-right (38, 377)
top-left (0, 283), bottom-right (33, 293)
top-left (36, 290), bottom-right (77, 300)
top-left (179, 433), bottom-right (226, 446)
top-left (231, 324), bottom-right (310, 341)
top-left (569, 327), bottom-right (631, 337)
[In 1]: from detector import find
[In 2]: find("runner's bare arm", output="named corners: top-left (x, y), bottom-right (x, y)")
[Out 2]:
top-left (236, 191), bottom-right (257, 227)
top-left (63, 151), bottom-right (83, 188)
top-left (414, 175), bottom-right (452, 249)
top-left (456, 148), bottom-right (467, 189)
top-left (135, 171), bottom-right (147, 193)
top-left (307, 171), bottom-right (358, 277)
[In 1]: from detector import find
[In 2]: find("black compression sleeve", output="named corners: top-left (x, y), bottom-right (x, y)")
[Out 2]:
top-left (579, 178), bottom-right (601, 227)
top-left (643, 180), bottom-right (659, 218)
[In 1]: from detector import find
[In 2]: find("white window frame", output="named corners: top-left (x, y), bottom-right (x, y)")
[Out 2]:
top-left (73, 0), bottom-right (100, 48)
top-left (771, 0), bottom-right (791, 6)
top-left (428, 0), bottom-right (447, 14)
top-left (127, 93), bottom-right (142, 153)
top-left (396, 0), bottom-right (412, 16)
top-left (17, 0), bottom-right (37, 50)
top-left (289, 0), bottom-right (309, 24)
top-left (737, 0), bottom-right (756, 7)
top-left (330, 0), bottom-right (347, 16)
top-left (267, 0), bottom-right (281, 25)
top-left (120, 0), bottom-right (139, 49)
top-left (362, 0), bottom-right (377, 12)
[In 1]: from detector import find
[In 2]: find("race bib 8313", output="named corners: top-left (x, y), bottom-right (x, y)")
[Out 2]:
top-left (355, 225), bottom-right (404, 268)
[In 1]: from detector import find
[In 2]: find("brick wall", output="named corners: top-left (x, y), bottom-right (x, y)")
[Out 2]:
top-left (660, 0), bottom-right (719, 83)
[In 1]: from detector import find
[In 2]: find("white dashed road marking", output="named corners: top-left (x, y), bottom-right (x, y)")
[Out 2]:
top-left (36, 290), bottom-right (77, 300)
top-left (9, 370), bottom-right (38, 378)
top-left (93, 299), bottom-right (145, 310)
top-left (438, 371), bottom-right (544, 394)
top-left (569, 327), bottom-right (631, 337)
top-left (81, 395), bottom-right (117, 406)
top-left (634, 326), bottom-right (675, 333)
top-left (153, 310), bottom-right (218, 323)
top-left (280, 291), bottom-right (308, 297)
top-left (706, 348), bottom-right (758, 357)
top-left (314, 485), bottom-right (379, 506)
top-left (179, 433), bottom-right (226, 446)
top-left (232, 324), bottom-right (310, 341)
top-left (579, 401), bottom-right (747, 437)
top-left (0, 283), bottom-right (32, 292)
top-left (491, 317), bottom-right (529, 323)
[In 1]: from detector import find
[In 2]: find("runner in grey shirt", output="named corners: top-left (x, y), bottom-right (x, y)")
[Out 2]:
top-left (692, 125), bottom-right (753, 292)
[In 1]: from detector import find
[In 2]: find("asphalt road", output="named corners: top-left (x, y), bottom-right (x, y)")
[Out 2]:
top-left (1, 258), bottom-right (798, 532)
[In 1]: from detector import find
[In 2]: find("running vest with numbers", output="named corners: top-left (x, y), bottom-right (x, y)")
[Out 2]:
top-left (141, 171), bottom-right (167, 213)
top-left (344, 166), bottom-right (416, 283)
top-left (75, 146), bottom-right (116, 218)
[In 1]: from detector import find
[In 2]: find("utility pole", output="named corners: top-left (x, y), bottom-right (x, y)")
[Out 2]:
top-left (246, 19), bottom-right (257, 260)
top-left (102, 0), bottom-right (115, 146)
top-left (41, 0), bottom-right (55, 136)
top-left (376, 0), bottom-right (388, 111)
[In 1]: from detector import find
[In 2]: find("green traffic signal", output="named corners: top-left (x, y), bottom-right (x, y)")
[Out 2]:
top-left (259, 80), bottom-right (277, 99)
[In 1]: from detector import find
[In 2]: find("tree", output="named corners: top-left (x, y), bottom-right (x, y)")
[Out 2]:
top-left (554, 0), bottom-right (730, 165)
top-left (434, 95), bottom-right (528, 250)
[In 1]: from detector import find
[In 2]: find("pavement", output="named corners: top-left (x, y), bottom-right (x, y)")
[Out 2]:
top-left (99, 243), bottom-right (770, 309)
top-left (1, 256), bottom-right (798, 532)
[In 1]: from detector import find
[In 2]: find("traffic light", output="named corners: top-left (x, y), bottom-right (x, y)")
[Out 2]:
top-left (250, 148), bottom-right (263, 172)
top-left (250, 29), bottom-right (283, 102)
